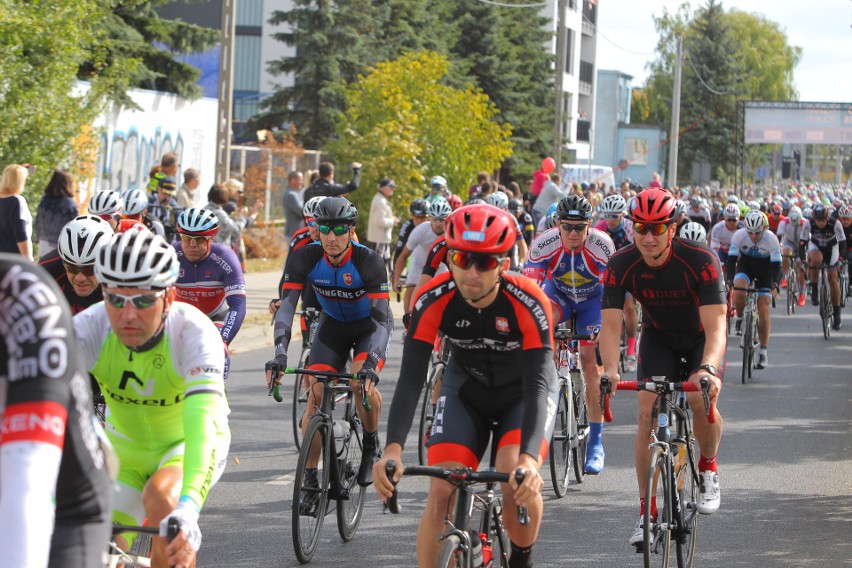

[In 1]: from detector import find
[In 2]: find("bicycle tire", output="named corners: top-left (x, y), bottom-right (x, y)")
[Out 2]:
top-left (571, 370), bottom-right (588, 484)
top-left (292, 415), bottom-right (330, 564)
top-left (480, 500), bottom-right (511, 568)
top-left (740, 309), bottom-right (752, 384)
top-left (786, 270), bottom-right (795, 315)
top-left (644, 446), bottom-right (672, 568)
top-left (418, 363), bottom-right (442, 466)
top-left (674, 435), bottom-right (699, 568)
top-left (336, 409), bottom-right (365, 541)
top-left (820, 274), bottom-right (831, 340)
top-left (548, 384), bottom-right (572, 498)
top-left (436, 533), bottom-right (465, 568)
top-left (840, 265), bottom-right (849, 308)
top-left (748, 311), bottom-right (757, 379)
top-left (292, 347), bottom-right (312, 451)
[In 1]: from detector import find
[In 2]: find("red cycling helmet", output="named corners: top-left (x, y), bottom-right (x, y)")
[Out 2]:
top-left (445, 204), bottom-right (517, 255)
top-left (629, 188), bottom-right (676, 224)
top-left (448, 193), bottom-right (463, 211)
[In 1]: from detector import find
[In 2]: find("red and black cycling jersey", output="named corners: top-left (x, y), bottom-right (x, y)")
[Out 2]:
top-left (602, 238), bottom-right (726, 336)
top-left (38, 249), bottom-right (103, 314)
top-left (392, 218), bottom-right (418, 266)
top-left (386, 271), bottom-right (556, 459)
top-left (420, 235), bottom-right (448, 278)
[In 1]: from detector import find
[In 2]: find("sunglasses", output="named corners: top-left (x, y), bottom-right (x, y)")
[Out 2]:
top-left (559, 222), bottom-right (588, 233)
top-left (633, 222), bottom-right (671, 236)
top-left (318, 224), bottom-right (350, 236)
top-left (747, 229), bottom-right (764, 235)
top-left (104, 290), bottom-right (165, 310)
top-left (306, 220), bottom-right (317, 227)
top-left (63, 262), bottom-right (95, 277)
top-left (98, 213), bottom-right (119, 222)
top-left (450, 251), bottom-right (504, 272)
top-left (180, 235), bottom-right (211, 246)
top-left (604, 214), bottom-right (622, 219)
top-left (725, 218), bottom-right (738, 222)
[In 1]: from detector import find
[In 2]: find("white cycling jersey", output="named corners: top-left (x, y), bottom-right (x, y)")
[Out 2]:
top-left (729, 228), bottom-right (782, 262)
top-left (709, 219), bottom-right (739, 253)
top-left (403, 222), bottom-right (446, 285)
top-left (777, 218), bottom-right (805, 249)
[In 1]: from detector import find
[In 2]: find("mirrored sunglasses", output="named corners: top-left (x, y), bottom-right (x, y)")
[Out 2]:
top-left (104, 290), bottom-right (165, 310)
top-left (449, 251), bottom-right (504, 272)
top-left (63, 262), bottom-right (95, 277)
top-left (318, 224), bottom-right (349, 236)
top-left (633, 222), bottom-right (670, 236)
top-left (604, 214), bottom-right (622, 219)
top-left (559, 222), bottom-right (588, 233)
top-left (180, 235), bottom-right (211, 245)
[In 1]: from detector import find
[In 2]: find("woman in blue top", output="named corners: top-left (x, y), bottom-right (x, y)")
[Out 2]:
top-left (35, 169), bottom-right (79, 258)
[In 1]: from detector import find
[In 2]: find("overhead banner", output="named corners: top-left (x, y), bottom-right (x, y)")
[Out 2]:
top-left (745, 105), bottom-right (852, 145)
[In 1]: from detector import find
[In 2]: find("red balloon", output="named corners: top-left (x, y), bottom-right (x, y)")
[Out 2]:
top-left (541, 157), bottom-right (556, 174)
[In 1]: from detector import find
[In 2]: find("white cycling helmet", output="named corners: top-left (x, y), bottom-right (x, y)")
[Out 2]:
top-left (176, 207), bottom-right (219, 237)
top-left (744, 210), bottom-right (766, 232)
top-left (430, 176), bottom-right (448, 191)
top-left (600, 194), bottom-right (627, 215)
top-left (485, 191), bottom-right (509, 211)
top-left (95, 230), bottom-right (178, 290)
top-left (428, 197), bottom-right (453, 220)
top-left (544, 212), bottom-right (559, 230)
top-left (121, 188), bottom-right (149, 216)
top-left (303, 196), bottom-right (325, 219)
top-left (838, 204), bottom-right (852, 219)
top-left (747, 200), bottom-right (761, 211)
top-left (89, 190), bottom-right (124, 216)
top-left (787, 206), bottom-right (802, 224)
top-left (679, 222), bottom-right (707, 243)
top-left (723, 203), bottom-right (740, 219)
top-left (58, 215), bottom-right (115, 266)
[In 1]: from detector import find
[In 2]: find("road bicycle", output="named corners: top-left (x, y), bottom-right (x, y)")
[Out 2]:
top-left (290, 307), bottom-right (321, 450)
top-left (733, 283), bottom-right (761, 384)
top-left (108, 519), bottom-right (178, 568)
top-left (385, 449), bottom-right (528, 568)
top-left (270, 367), bottom-right (370, 564)
top-left (816, 264), bottom-right (833, 340)
top-left (549, 326), bottom-right (592, 497)
top-left (838, 260), bottom-right (849, 309)
top-left (601, 375), bottom-right (714, 568)
top-left (781, 254), bottom-right (801, 315)
top-left (419, 334), bottom-right (450, 466)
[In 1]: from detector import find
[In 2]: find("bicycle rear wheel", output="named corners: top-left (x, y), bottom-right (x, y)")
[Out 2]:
top-left (675, 436), bottom-right (699, 568)
top-left (571, 370), bottom-right (588, 484)
top-left (292, 347), bottom-right (312, 450)
top-left (292, 415), bottom-right (329, 564)
top-left (436, 533), bottom-right (465, 568)
top-left (336, 414), bottom-right (365, 541)
top-left (644, 446), bottom-right (672, 568)
top-left (548, 383), bottom-right (572, 498)
top-left (418, 363), bottom-right (442, 466)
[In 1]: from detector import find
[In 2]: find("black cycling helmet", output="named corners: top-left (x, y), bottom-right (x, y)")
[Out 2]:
top-left (314, 196), bottom-right (358, 226)
top-left (556, 194), bottom-right (592, 221)
top-left (812, 204), bottom-right (828, 221)
top-left (409, 198), bottom-right (428, 216)
top-left (507, 198), bottom-right (523, 214)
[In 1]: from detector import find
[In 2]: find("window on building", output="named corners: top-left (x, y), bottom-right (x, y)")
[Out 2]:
top-left (565, 28), bottom-right (574, 75)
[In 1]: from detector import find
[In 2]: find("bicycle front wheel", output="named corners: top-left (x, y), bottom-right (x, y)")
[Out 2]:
top-left (675, 438), bottom-right (699, 568)
top-left (820, 278), bottom-right (831, 340)
top-left (548, 384), bottom-right (572, 498)
top-left (292, 347), bottom-right (312, 450)
top-left (572, 371), bottom-right (588, 484)
top-left (336, 416), bottom-right (365, 541)
top-left (740, 311), bottom-right (753, 384)
top-left (644, 446), bottom-right (672, 568)
top-left (786, 274), bottom-right (795, 315)
top-left (418, 363), bottom-right (442, 466)
top-left (292, 415), bottom-right (329, 564)
top-left (436, 533), bottom-right (465, 568)
top-left (480, 500), bottom-right (511, 568)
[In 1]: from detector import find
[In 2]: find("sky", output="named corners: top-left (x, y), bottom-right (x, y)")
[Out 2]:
top-left (595, 0), bottom-right (852, 103)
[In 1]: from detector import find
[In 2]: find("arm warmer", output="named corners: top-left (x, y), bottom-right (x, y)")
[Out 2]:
top-left (385, 339), bottom-right (433, 448)
top-left (220, 294), bottom-right (246, 344)
top-left (519, 347), bottom-right (556, 459)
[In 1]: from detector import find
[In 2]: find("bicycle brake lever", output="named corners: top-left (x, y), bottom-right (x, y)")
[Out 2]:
top-left (383, 460), bottom-right (401, 514)
top-left (360, 376), bottom-right (372, 412)
top-left (267, 363), bottom-right (283, 402)
top-left (514, 468), bottom-right (529, 525)
top-left (699, 377), bottom-right (715, 424)
top-left (600, 376), bottom-right (613, 422)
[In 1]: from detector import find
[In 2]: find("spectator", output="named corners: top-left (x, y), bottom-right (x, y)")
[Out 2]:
top-left (35, 169), bottom-right (78, 258)
top-left (506, 181), bottom-right (521, 199)
top-left (283, 170), bottom-right (305, 241)
top-left (148, 175), bottom-right (180, 240)
top-left (160, 151), bottom-right (180, 178)
top-left (303, 161), bottom-right (361, 202)
top-left (468, 171), bottom-right (490, 200)
top-left (648, 172), bottom-right (663, 189)
top-left (177, 167), bottom-right (201, 208)
top-left (221, 178), bottom-right (243, 215)
top-left (367, 178), bottom-right (399, 273)
top-left (0, 164), bottom-right (33, 259)
top-left (531, 172), bottom-right (566, 228)
top-left (205, 183), bottom-right (262, 255)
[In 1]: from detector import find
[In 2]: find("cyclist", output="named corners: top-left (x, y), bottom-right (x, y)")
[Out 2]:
top-left (391, 198), bottom-right (429, 282)
top-left (710, 203), bottom-right (742, 272)
top-left (392, 198), bottom-right (452, 313)
top-left (38, 214), bottom-right (115, 314)
top-left (88, 189), bottom-right (124, 231)
top-left (598, 187), bottom-right (725, 546)
top-left (777, 206), bottom-right (807, 307)
top-left (266, 197), bottom-right (391, 497)
top-left (0, 256), bottom-right (113, 568)
top-left (686, 194), bottom-right (711, 233)
top-left (593, 194), bottom-right (639, 372)
top-left (121, 188), bottom-right (165, 238)
top-left (74, 230), bottom-right (231, 568)
top-left (838, 204), bottom-right (852, 296)
top-left (801, 204), bottom-right (846, 329)
top-left (174, 208), bottom-right (246, 382)
top-left (727, 210), bottom-right (782, 368)
top-left (424, 175), bottom-right (449, 202)
top-left (766, 202), bottom-right (785, 233)
top-left (374, 204), bottom-right (557, 568)
top-left (508, 198), bottom-right (535, 248)
top-left (148, 176), bottom-right (180, 239)
top-left (524, 194), bottom-right (614, 474)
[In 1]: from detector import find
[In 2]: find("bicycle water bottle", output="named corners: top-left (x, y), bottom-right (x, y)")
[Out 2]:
top-left (469, 531), bottom-right (484, 568)
top-left (333, 420), bottom-right (348, 458)
top-left (479, 532), bottom-right (493, 567)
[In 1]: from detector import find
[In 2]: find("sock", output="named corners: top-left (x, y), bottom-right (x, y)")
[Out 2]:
top-left (639, 496), bottom-right (658, 519)
top-left (698, 455), bottom-right (717, 473)
top-left (759, 346), bottom-right (767, 355)
top-left (508, 542), bottom-right (533, 568)
top-left (588, 421), bottom-right (603, 446)
top-left (626, 336), bottom-right (637, 356)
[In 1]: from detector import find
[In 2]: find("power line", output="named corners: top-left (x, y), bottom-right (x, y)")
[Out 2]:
top-left (582, 13), bottom-right (656, 56)
top-left (683, 51), bottom-right (739, 96)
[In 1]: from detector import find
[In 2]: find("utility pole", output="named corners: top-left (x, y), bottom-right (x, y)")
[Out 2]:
top-left (215, 0), bottom-right (236, 184)
top-left (553, 0), bottom-right (568, 166)
top-left (667, 33), bottom-right (683, 189)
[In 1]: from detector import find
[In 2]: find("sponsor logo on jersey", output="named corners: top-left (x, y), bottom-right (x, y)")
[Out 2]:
top-left (343, 273), bottom-right (353, 285)
top-left (456, 319), bottom-right (471, 328)
top-left (1, 400), bottom-right (67, 447)
top-left (495, 317), bottom-right (509, 333)
top-left (556, 270), bottom-right (593, 288)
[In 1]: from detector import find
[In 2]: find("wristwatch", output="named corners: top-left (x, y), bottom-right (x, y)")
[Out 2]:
top-left (697, 363), bottom-right (717, 377)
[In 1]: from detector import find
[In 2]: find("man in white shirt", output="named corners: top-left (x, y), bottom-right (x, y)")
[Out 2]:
top-left (367, 178), bottom-right (399, 273)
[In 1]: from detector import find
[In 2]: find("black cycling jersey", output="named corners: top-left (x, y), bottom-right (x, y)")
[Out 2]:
top-left (386, 271), bottom-right (556, 459)
top-left (38, 249), bottom-right (104, 314)
top-left (0, 256), bottom-right (111, 567)
top-left (392, 218), bottom-right (417, 267)
top-left (602, 239), bottom-right (726, 336)
top-left (420, 235), bottom-right (448, 278)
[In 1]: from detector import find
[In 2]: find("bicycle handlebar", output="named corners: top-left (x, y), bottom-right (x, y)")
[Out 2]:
top-left (599, 376), bottom-right (716, 424)
top-left (267, 367), bottom-right (371, 411)
top-left (112, 518), bottom-right (180, 541)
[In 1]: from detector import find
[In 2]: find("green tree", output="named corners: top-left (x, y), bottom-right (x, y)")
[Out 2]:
top-left (0, 0), bottom-right (136, 201)
top-left (326, 51), bottom-right (512, 231)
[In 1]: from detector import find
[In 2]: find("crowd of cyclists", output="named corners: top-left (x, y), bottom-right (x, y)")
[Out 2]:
top-left (3, 154), bottom-right (850, 567)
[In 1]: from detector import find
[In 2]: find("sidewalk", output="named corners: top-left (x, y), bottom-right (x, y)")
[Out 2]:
top-left (230, 270), bottom-right (406, 353)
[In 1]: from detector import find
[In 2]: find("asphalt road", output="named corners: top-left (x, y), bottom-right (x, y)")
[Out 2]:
top-left (198, 300), bottom-right (851, 567)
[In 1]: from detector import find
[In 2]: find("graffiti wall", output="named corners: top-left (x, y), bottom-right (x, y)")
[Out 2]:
top-left (93, 88), bottom-right (217, 202)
